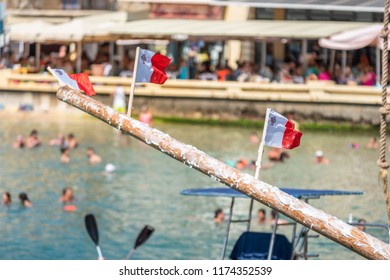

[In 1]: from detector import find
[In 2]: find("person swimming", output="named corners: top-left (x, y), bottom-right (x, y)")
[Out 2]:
top-left (49, 133), bottom-right (64, 146)
top-left (250, 132), bottom-right (260, 145)
top-left (60, 187), bottom-right (77, 211)
top-left (235, 158), bottom-right (248, 170)
top-left (12, 135), bottom-right (25, 149)
top-left (59, 187), bottom-right (74, 203)
top-left (366, 137), bottom-right (378, 149)
top-left (356, 218), bottom-right (367, 232)
top-left (25, 129), bottom-right (41, 148)
top-left (2, 192), bottom-right (12, 206)
top-left (257, 208), bottom-right (267, 224)
top-left (270, 210), bottom-right (288, 225)
top-left (60, 147), bottom-right (71, 164)
top-left (314, 150), bottom-right (330, 164)
top-left (87, 147), bottom-right (102, 165)
top-left (67, 133), bottom-right (78, 149)
top-left (268, 147), bottom-right (289, 162)
top-left (214, 208), bottom-right (225, 223)
top-left (19, 192), bottom-right (32, 207)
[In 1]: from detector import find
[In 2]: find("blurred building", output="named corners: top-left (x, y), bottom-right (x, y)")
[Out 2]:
top-left (2, 0), bottom-right (387, 79)
top-left (5, 0), bottom-right (115, 10)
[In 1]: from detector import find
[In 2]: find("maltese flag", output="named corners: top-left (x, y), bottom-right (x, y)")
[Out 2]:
top-left (264, 109), bottom-right (302, 149)
top-left (135, 48), bottom-right (171, 84)
top-left (49, 68), bottom-right (96, 96)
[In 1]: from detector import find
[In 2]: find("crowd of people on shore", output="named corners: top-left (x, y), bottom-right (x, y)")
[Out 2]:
top-left (0, 43), bottom-right (379, 87)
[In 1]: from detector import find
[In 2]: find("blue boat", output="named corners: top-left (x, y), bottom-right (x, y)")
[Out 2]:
top-left (181, 187), bottom-right (388, 260)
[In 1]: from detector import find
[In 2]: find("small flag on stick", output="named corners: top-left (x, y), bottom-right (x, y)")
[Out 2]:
top-left (254, 108), bottom-right (302, 179)
top-left (136, 48), bottom-right (171, 84)
top-left (48, 67), bottom-right (96, 96)
top-left (264, 109), bottom-right (302, 150)
top-left (127, 47), bottom-right (171, 117)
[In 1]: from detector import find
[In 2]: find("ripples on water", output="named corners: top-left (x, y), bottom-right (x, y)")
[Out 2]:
top-left (0, 113), bottom-right (388, 260)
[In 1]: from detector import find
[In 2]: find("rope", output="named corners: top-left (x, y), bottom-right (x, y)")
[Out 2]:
top-left (379, 0), bottom-right (390, 227)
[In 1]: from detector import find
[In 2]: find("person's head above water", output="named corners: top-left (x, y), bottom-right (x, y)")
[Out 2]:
top-left (315, 150), bottom-right (323, 158)
top-left (2, 192), bottom-right (11, 205)
top-left (257, 208), bottom-right (266, 223)
top-left (61, 187), bottom-right (74, 202)
top-left (87, 147), bottom-right (95, 157)
top-left (19, 192), bottom-right (32, 207)
top-left (214, 208), bottom-right (225, 223)
top-left (30, 129), bottom-right (38, 137)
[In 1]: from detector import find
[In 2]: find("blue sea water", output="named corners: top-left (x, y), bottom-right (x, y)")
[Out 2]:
top-left (0, 113), bottom-right (388, 260)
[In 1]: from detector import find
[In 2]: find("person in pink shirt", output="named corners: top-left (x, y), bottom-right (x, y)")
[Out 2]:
top-left (357, 66), bottom-right (375, 86)
top-left (318, 65), bottom-right (332, 81)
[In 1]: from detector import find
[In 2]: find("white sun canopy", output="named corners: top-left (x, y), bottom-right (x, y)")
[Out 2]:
top-left (107, 19), bottom-right (375, 40)
top-left (9, 20), bottom-right (54, 42)
top-left (319, 24), bottom-right (390, 50)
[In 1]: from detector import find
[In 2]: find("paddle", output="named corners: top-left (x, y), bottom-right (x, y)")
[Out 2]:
top-left (85, 214), bottom-right (104, 260)
top-left (125, 225), bottom-right (155, 260)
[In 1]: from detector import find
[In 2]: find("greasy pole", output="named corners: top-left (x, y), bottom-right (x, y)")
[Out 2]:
top-left (57, 86), bottom-right (390, 260)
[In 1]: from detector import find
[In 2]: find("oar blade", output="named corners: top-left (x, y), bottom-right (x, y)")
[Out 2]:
top-left (134, 225), bottom-right (154, 250)
top-left (85, 214), bottom-right (99, 245)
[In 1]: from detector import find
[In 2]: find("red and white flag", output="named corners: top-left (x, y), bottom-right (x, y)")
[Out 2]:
top-left (264, 109), bottom-right (302, 149)
top-left (135, 48), bottom-right (171, 84)
top-left (49, 68), bottom-right (96, 96)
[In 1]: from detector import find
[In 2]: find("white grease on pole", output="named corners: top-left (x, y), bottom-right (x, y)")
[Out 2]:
top-left (56, 87), bottom-right (390, 260)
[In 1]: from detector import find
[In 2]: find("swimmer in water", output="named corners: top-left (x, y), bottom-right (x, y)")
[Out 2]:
top-left (26, 129), bottom-right (41, 148)
top-left (87, 147), bottom-right (102, 165)
top-left (257, 208), bottom-right (267, 224)
top-left (235, 158), bottom-right (248, 170)
top-left (268, 147), bottom-right (289, 162)
top-left (214, 208), bottom-right (225, 223)
top-left (67, 133), bottom-right (78, 149)
top-left (13, 135), bottom-right (25, 149)
top-left (49, 133), bottom-right (64, 146)
top-left (314, 150), bottom-right (330, 164)
top-left (249, 132), bottom-right (260, 145)
top-left (59, 187), bottom-right (74, 203)
top-left (60, 147), bottom-right (71, 164)
top-left (60, 187), bottom-right (77, 211)
top-left (366, 137), bottom-right (378, 149)
top-left (19, 192), bottom-right (32, 207)
top-left (2, 192), bottom-right (12, 206)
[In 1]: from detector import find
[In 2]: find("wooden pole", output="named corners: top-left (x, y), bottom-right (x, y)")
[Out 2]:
top-left (35, 42), bottom-right (41, 69)
top-left (127, 46), bottom-right (140, 117)
top-left (76, 41), bottom-right (82, 73)
top-left (254, 107), bottom-right (270, 179)
top-left (56, 87), bottom-right (390, 260)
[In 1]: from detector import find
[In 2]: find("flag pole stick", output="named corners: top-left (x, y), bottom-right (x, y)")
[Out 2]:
top-left (254, 108), bottom-right (271, 180)
top-left (127, 47), bottom-right (140, 117)
top-left (47, 66), bottom-right (66, 87)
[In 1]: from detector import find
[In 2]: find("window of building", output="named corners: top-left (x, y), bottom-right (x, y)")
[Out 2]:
top-left (331, 11), bottom-right (354, 21)
top-left (286, 9), bottom-right (308, 20)
top-left (255, 8), bottom-right (275, 20)
top-left (308, 10), bottom-right (331, 21)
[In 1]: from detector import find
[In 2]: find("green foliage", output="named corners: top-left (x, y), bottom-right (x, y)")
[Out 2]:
top-left (154, 116), bottom-right (380, 133)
